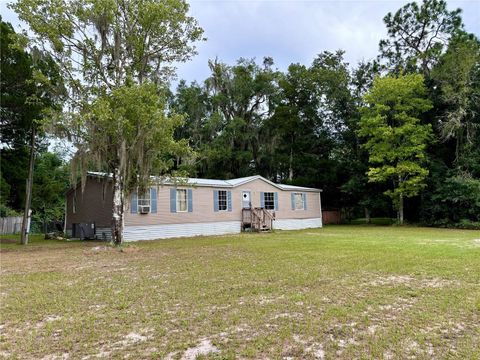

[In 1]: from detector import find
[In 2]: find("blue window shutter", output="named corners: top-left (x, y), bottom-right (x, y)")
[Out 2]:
top-left (274, 192), bottom-right (279, 210)
top-left (170, 188), bottom-right (176, 213)
top-left (150, 188), bottom-right (157, 213)
top-left (187, 189), bottom-right (193, 212)
top-left (303, 192), bottom-right (307, 210)
top-left (291, 193), bottom-right (295, 210)
top-left (227, 191), bottom-right (232, 211)
top-left (260, 192), bottom-right (265, 208)
top-left (213, 190), bottom-right (219, 212)
top-left (131, 192), bottom-right (138, 214)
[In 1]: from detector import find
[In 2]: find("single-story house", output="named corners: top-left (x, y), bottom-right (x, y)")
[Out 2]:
top-left (65, 172), bottom-right (323, 241)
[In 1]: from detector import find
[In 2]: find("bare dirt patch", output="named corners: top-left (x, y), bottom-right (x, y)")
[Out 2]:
top-left (164, 339), bottom-right (219, 360)
top-left (36, 315), bottom-right (62, 328)
top-left (0, 238), bottom-right (17, 244)
top-left (369, 274), bottom-right (459, 288)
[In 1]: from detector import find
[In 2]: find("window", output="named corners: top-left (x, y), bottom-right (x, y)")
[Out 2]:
top-left (176, 189), bottom-right (187, 212)
top-left (264, 192), bottom-right (275, 210)
top-left (138, 191), bottom-right (151, 212)
top-left (73, 193), bottom-right (77, 213)
top-left (293, 193), bottom-right (305, 210)
top-left (218, 190), bottom-right (227, 211)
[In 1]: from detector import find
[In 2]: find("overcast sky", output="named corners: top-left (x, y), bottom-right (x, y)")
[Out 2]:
top-left (1, 0), bottom-right (479, 86)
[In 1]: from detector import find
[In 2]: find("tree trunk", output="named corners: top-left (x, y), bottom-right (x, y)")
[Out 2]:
top-left (111, 166), bottom-right (125, 245)
top-left (20, 127), bottom-right (36, 245)
top-left (364, 207), bottom-right (371, 224)
top-left (398, 194), bottom-right (404, 225)
top-left (288, 147), bottom-right (294, 181)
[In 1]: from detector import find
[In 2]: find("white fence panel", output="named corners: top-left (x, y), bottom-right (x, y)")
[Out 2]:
top-left (0, 216), bottom-right (23, 235)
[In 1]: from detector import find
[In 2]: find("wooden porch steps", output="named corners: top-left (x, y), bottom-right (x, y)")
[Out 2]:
top-left (241, 207), bottom-right (274, 232)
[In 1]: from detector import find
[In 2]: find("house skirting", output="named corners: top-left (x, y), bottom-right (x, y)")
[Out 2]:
top-left (124, 221), bottom-right (242, 241)
top-left (122, 217), bottom-right (322, 241)
top-left (66, 227), bottom-right (112, 241)
top-left (273, 217), bottom-right (322, 230)
top-left (95, 227), bottom-right (112, 241)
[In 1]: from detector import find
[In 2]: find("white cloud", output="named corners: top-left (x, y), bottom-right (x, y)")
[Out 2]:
top-left (2, 0), bottom-right (479, 85)
top-left (176, 0), bottom-right (479, 83)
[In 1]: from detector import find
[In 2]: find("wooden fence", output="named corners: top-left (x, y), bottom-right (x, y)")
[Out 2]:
top-left (322, 210), bottom-right (342, 225)
top-left (0, 216), bottom-right (23, 235)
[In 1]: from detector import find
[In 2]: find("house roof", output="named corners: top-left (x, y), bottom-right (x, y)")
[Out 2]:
top-left (86, 172), bottom-right (322, 192)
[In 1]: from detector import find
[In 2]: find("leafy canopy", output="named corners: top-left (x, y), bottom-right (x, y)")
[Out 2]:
top-left (11, 0), bottom-right (204, 191)
top-left (359, 74), bottom-right (433, 206)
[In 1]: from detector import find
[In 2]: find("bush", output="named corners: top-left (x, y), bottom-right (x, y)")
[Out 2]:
top-left (453, 219), bottom-right (480, 230)
top-left (420, 172), bottom-right (480, 227)
top-left (0, 204), bottom-right (20, 217)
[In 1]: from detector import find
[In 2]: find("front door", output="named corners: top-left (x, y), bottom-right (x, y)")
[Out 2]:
top-left (242, 191), bottom-right (251, 209)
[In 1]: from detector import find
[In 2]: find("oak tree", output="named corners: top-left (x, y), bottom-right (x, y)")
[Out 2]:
top-left (12, 0), bottom-right (204, 243)
top-left (359, 74), bottom-right (433, 224)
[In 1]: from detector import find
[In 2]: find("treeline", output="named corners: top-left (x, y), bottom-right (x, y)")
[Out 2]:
top-left (168, 1), bottom-right (480, 226)
top-left (1, 20), bottom-right (68, 230)
top-left (1, 0), bottom-right (479, 233)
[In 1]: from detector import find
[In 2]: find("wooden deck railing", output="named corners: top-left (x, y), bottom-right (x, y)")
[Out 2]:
top-left (242, 207), bottom-right (274, 232)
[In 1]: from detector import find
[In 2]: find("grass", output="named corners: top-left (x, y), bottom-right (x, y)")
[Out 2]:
top-left (1, 226), bottom-right (479, 359)
top-left (0, 233), bottom-right (68, 247)
top-left (349, 217), bottom-right (396, 225)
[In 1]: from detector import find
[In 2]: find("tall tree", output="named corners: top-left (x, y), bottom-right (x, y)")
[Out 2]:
top-left (267, 63), bottom-right (318, 182)
top-left (267, 51), bottom-right (357, 206)
top-left (358, 74), bottom-right (433, 224)
top-left (379, 0), bottom-right (463, 76)
top-left (200, 57), bottom-right (280, 178)
top-left (430, 33), bottom-right (480, 169)
top-left (12, 0), bottom-right (204, 244)
top-left (0, 19), bottom-right (62, 244)
top-left (340, 60), bottom-right (386, 222)
top-left (31, 152), bottom-right (69, 233)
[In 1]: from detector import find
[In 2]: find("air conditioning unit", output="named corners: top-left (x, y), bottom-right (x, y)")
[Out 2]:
top-left (139, 205), bottom-right (150, 214)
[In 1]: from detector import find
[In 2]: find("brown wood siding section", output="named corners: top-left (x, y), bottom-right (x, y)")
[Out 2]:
top-left (125, 179), bottom-right (321, 226)
top-left (66, 178), bottom-right (113, 229)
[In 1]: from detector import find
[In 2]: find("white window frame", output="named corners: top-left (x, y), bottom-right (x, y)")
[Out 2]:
top-left (137, 191), bottom-right (151, 213)
top-left (218, 190), bottom-right (228, 211)
top-left (264, 192), bottom-right (275, 210)
top-left (176, 189), bottom-right (188, 213)
top-left (293, 192), bottom-right (305, 210)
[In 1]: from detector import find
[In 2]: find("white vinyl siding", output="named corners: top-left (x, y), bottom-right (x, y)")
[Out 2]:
top-left (274, 217), bottom-right (322, 230)
top-left (124, 221), bottom-right (242, 241)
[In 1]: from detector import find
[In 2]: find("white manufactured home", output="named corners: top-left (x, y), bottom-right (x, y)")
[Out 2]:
top-left (66, 172), bottom-right (323, 241)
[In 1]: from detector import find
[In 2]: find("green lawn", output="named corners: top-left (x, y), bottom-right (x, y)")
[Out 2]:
top-left (1, 226), bottom-right (479, 359)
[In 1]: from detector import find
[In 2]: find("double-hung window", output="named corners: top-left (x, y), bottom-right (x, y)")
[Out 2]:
top-left (176, 189), bottom-right (188, 212)
top-left (263, 192), bottom-right (275, 210)
top-left (293, 193), bottom-right (305, 210)
top-left (218, 190), bottom-right (227, 211)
